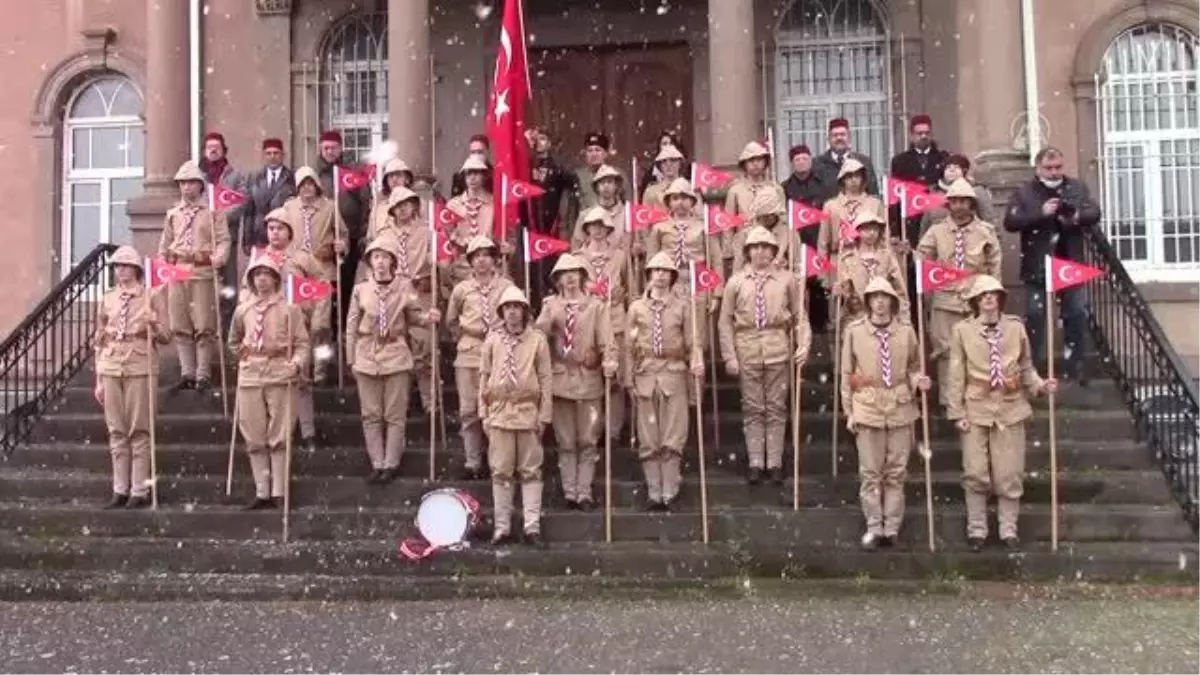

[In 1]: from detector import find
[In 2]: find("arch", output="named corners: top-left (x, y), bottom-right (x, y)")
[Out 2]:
top-left (1073, 0), bottom-right (1198, 83)
top-left (316, 10), bottom-right (389, 162)
top-left (774, 0), bottom-right (891, 38)
top-left (31, 48), bottom-right (146, 127)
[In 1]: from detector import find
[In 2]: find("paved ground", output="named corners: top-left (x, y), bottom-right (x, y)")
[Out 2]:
top-left (1, 595), bottom-right (1196, 673)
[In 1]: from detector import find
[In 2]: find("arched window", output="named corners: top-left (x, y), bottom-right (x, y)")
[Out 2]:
top-left (62, 74), bottom-right (144, 271)
top-left (774, 0), bottom-right (892, 178)
top-left (319, 12), bottom-right (388, 163)
top-left (1097, 22), bottom-right (1199, 282)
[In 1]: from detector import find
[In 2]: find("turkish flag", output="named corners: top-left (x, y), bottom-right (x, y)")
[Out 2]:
top-left (627, 202), bottom-right (670, 232)
top-left (486, 0), bottom-right (532, 237)
top-left (144, 257), bottom-right (192, 289)
top-left (903, 190), bottom-right (947, 215)
top-left (690, 260), bottom-right (722, 295)
top-left (589, 276), bottom-right (610, 299)
top-left (335, 165), bottom-right (372, 192)
top-left (691, 162), bottom-right (734, 191)
top-left (285, 274), bottom-right (333, 304)
top-left (799, 245), bottom-right (833, 278)
top-left (208, 184), bottom-right (248, 212)
top-left (705, 204), bottom-right (747, 235)
top-left (433, 230), bottom-right (457, 264)
top-left (502, 175), bottom-right (545, 203)
top-left (524, 230), bottom-right (569, 262)
top-left (429, 198), bottom-right (462, 232)
top-left (916, 258), bottom-right (974, 294)
top-left (1047, 255), bottom-right (1103, 292)
top-left (885, 176), bottom-right (928, 206)
top-left (788, 199), bottom-right (823, 231)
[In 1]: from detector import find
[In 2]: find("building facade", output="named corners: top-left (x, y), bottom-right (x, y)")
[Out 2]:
top-left (1, 0), bottom-right (1197, 358)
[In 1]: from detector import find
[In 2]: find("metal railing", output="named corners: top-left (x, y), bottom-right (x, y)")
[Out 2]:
top-left (1, 244), bottom-right (116, 458)
top-left (1081, 229), bottom-right (1199, 531)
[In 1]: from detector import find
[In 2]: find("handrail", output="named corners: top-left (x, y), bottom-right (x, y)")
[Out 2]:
top-left (1, 244), bottom-right (117, 458)
top-left (1081, 229), bottom-right (1199, 531)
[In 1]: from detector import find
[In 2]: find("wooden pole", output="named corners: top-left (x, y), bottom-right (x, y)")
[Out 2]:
top-left (282, 308), bottom-right (294, 543)
top-left (210, 208), bottom-right (230, 419)
top-left (793, 255), bottom-right (806, 511)
top-left (604, 376), bottom-right (613, 543)
top-left (225, 389), bottom-right (239, 496)
top-left (429, 227), bottom-right (440, 483)
top-left (831, 274), bottom-right (842, 478)
top-left (145, 291), bottom-right (159, 509)
top-left (915, 259), bottom-right (936, 552)
top-left (707, 309), bottom-right (720, 448)
top-left (689, 262), bottom-right (710, 545)
top-left (1047, 279), bottom-right (1059, 552)
top-left (333, 172), bottom-right (345, 390)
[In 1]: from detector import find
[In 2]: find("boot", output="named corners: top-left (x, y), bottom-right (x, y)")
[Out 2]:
top-left (557, 450), bottom-right (579, 504)
top-left (125, 496), bottom-right (151, 510)
top-left (768, 467), bottom-right (785, 486)
top-left (747, 467), bottom-right (763, 486)
top-left (362, 424), bottom-right (386, 473)
top-left (521, 480), bottom-right (545, 538)
top-left (491, 481), bottom-right (516, 540)
top-left (641, 458), bottom-right (663, 507)
top-left (168, 377), bottom-right (196, 394)
top-left (964, 490), bottom-right (991, 541)
top-left (243, 497), bottom-right (274, 511)
top-left (576, 448), bottom-right (599, 507)
top-left (383, 424), bottom-right (406, 474)
top-left (103, 494), bottom-right (128, 510)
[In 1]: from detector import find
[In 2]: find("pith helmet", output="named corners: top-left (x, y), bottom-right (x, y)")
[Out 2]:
top-left (837, 157), bottom-right (867, 181)
top-left (550, 253), bottom-right (589, 281)
top-left (654, 145), bottom-right (685, 164)
top-left (591, 164), bottom-right (623, 185)
top-left (110, 245), bottom-right (142, 268)
top-left (265, 208), bottom-right (294, 235)
top-left (945, 178), bottom-right (978, 200)
top-left (173, 161), bottom-right (204, 183)
top-left (750, 189), bottom-right (785, 217)
top-left (737, 140), bottom-right (771, 165)
top-left (246, 252), bottom-right (283, 281)
top-left (387, 186), bottom-right (420, 211)
top-left (461, 155), bottom-right (489, 173)
top-left (964, 274), bottom-right (1006, 300)
top-left (365, 234), bottom-right (400, 263)
top-left (465, 235), bottom-right (498, 259)
top-left (294, 166), bottom-right (321, 190)
top-left (383, 158), bottom-right (413, 180)
top-left (853, 211), bottom-right (886, 230)
top-left (742, 226), bottom-right (779, 253)
top-left (663, 177), bottom-right (697, 203)
top-left (862, 276), bottom-right (901, 313)
top-left (580, 206), bottom-right (614, 231)
top-left (495, 286), bottom-right (531, 319)
top-left (644, 251), bottom-right (679, 281)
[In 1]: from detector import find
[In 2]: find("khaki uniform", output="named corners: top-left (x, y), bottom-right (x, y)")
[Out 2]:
top-left (446, 193), bottom-right (497, 247)
top-left (282, 196), bottom-right (338, 286)
top-left (479, 325), bottom-right (553, 536)
top-left (818, 193), bottom-right (885, 258)
top-left (916, 217), bottom-right (1001, 404)
top-left (626, 290), bottom-right (704, 503)
top-left (347, 277), bottom-right (429, 471)
top-left (730, 224), bottom-right (803, 273)
top-left (94, 284), bottom-right (169, 498)
top-left (577, 242), bottom-right (631, 438)
top-left (840, 318), bottom-right (922, 537)
top-left (645, 216), bottom-right (723, 310)
top-left (836, 245), bottom-right (910, 329)
top-left (724, 178), bottom-right (787, 262)
top-left (384, 220), bottom-right (437, 413)
top-left (445, 274), bottom-right (516, 470)
top-left (534, 293), bottom-right (616, 503)
top-left (946, 314), bottom-right (1044, 540)
top-left (229, 294), bottom-right (309, 500)
top-left (570, 200), bottom-right (629, 252)
top-left (157, 200), bottom-right (230, 379)
top-left (718, 266), bottom-right (810, 470)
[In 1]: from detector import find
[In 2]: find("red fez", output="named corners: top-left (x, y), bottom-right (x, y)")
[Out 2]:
top-left (468, 133), bottom-right (491, 148)
top-left (788, 144), bottom-right (812, 160)
top-left (319, 130), bottom-right (343, 145)
top-left (203, 132), bottom-right (226, 147)
top-left (828, 118), bottom-right (849, 132)
top-left (261, 138), bottom-right (284, 152)
top-left (910, 114), bottom-right (933, 129)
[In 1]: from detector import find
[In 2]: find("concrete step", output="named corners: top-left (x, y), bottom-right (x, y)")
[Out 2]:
top-left (0, 469), bottom-right (1176, 510)
top-left (0, 502), bottom-right (1192, 543)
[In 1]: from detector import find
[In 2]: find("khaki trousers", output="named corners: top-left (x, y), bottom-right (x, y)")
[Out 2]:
top-left (357, 371), bottom-right (412, 470)
top-left (455, 366), bottom-right (485, 469)
top-left (635, 378), bottom-right (688, 503)
top-left (551, 397), bottom-right (603, 502)
top-left (487, 428), bottom-right (544, 535)
top-left (962, 422), bottom-right (1026, 539)
top-left (929, 308), bottom-right (968, 406)
top-left (168, 278), bottom-right (217, 378)
top-left (237, 384), bottom-right (294, 499)
top-left (855, 425), bottom-right (914, 537)
top-left (409, 324), bottom-right (435, 413)
top-left (102, 375), bottom-right (152, 498)
top-left (294, 381), bottom-right (315, 439)
top-left (739, 363), bottom-right (790, 469)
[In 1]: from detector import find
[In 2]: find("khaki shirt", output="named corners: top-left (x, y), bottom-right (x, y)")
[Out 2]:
top-left (446, 193), bottom-right (497, 245)
top-left (645, 217), bottom-right (724, 301)
top-left (239, 247), bottom-right (330, 338)
top-left (534, 293), bottom-right (617, 400)
top-left (446, 274), bottom-right (516, 368)
top-left (157, 201), bottom-right (230, 281)
top-left (282, 196), bottom-right (338, 278)
top-left (730, 224), bottom-right (803, 273)
top-left (946, 314), bottom-right (1044, 427)
top-left (725, 179), bottom-right (786, 263)
top-left (818, 193), bottom-right (885, 258)
top-left (366, 194), bottom-right (426, 244)
top-left (836, 245), bottom-right (911, 320)
top-left (575, 243), bottom-right (630, 333)
top-left (386, 220), bottom-right (433, 287)
top-left (718, 266), bottom-right (811, 367)
top-left (94, 284), bottom-right (170, 377)
top-left (229, 294), bottom-right (310, 387)
top-left (345, 278), bottom-right (428, 376)
top-left (644, 179), bottom-right (701, 217)
top-left (840, 318), bottom-right (922, 429)
top-left (916, 216), bottom-right (1001, 313)
top-left (479, 326), bottom-right (554, 430)
top-left (626, 291), bottom-right (704, 398)
top-left (570, 200), bottom-right (629, 252)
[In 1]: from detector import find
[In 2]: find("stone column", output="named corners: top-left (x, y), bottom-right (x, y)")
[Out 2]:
top-left (127, 0), bottom-right (191, 254)
top-left (707, 0), bottom-right (757, 165)
top-left (254, 0), bottom-right (293, 147)
top-left (388, 0), bottom-right (432, 175)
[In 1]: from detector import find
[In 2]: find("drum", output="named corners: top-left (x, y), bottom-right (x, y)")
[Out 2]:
top-left (398, 488), bottom-right (481, 560)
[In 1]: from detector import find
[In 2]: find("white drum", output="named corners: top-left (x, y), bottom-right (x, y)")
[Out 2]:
top-left (399, 488), bottom-right (480, 560)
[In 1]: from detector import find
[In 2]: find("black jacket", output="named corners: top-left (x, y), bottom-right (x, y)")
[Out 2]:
top-left (315, 157), bottom-right (370, 240)
top-left (782, 171), bottom-right (837, 247)
top-left (812, 149), bottom-right (879, 196)
top-left (1003, 176), bottom-right (1102, 282)
top-left (889, 143), bottom-right (949, 187)
top-left (529, 154), bottom-right (573, 233)
top-left (242, 165), bottom-right (295, 253)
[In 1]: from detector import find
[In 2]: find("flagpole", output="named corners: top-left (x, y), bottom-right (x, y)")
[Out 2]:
top-left (915, 257), bottom-right (936, 552)
top-left (209, 192), bottom-right (230, 419)
top-left (282, 301), bottom-right (295, 543)
top-left (522, 228), bottom-right (531, 294)
top-left (689, 261), bottom-right (710, 545)
top-left (793, 246), bottom-right (806, 511)
top-left (831, 260), bottom-right (842, 478)
top-left (604, 374), bottom-right (613, 543)
top-left (226, 390), bottom-right (240, 496)
top-left (333, 168), bottom-right (345, 390)
top-left (501, 174), bottom-right (511, 275)
top-left (1046, 254), bottom-right (1059, 552)
top-left (701, 214), bottom-right (720, 449)
top-left (145, 285), bottom-right (159, 510)
top-left (430, 222), bottom-right (440, 483)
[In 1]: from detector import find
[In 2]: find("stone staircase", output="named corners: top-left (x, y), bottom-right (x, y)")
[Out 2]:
top-left (0, 337), bottom-right (1195, 600)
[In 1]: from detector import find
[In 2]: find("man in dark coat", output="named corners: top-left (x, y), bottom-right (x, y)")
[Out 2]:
top-left (313, 130), bottom-right (371, 328)
top-left (1003, 146), bottom-right (1101, 383)
top-left (812, 118), bottom-right (879, 196)
top-left (781, 143), bottom-right (836, 332)
top-left (450, 134), bottom-right (494, 198)
top-left (240, 138), bottom-right (295, 254)
top-left (198, 131), bottom-right (247, 332)
top-left (527, 127), bottom-right (574, 305)
top-left (889, 114), bottom-right (951, 326)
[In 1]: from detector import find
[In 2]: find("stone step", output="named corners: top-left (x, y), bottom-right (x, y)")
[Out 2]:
top-left (25, 410), bottom-right (1137, 446)
top-left (0, 468), bottom-right (1175, 510)
top-left (0, 502), bottom-right (1191, 543)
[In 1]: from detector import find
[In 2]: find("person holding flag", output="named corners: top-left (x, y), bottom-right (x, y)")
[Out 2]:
top-left (946, 275), bottom-right (1058, 551)
top-left (835, 212), bottom-right (910, 330)
top-left (915, 155), bottom-right (997, 235)
top-left (158, 161), bottom-right (231, 394)
top-left (569, 164), bottom-right (629, 252)
top-left (729, 191), bottom-right (800, 273)
top-left (364, 158), bottom-right (417, 249)
top-left (228, 255), bottom-right (310, 510)
top-left (640, 144), bottom-right (689, 213)
top-left (840, 277), bottom-right (930, 550)
top-left (917, 178), bottom-right (1002, 406)
top-left (445, 236), bottom-right (517, 480)
top-left (718, 227), bottom-right (811, 486)
top-left (281, 166), bottom-right (340, 383)
top-left (446, 156), bottom-right (501, 252)
top-left (817, 157), bottom-right (885, 261)
top-left (724, 141), bottom-right (787, 268)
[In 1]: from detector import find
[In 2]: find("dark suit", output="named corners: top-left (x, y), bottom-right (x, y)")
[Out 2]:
top-left (812, 149), bottom-right (879, 197)
top-left (241, 165), bottom-right (296, 254)
top-left (781, 170), bottom-right (836, 333)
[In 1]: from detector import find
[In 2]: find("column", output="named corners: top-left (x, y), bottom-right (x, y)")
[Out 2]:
top-left (254, 0), bottom-right (294, 149)
top-left (968, 0), bottom-right (1025, 155)
top-left (388, 0), bottom-right (432, 174)
top-left (707, 0), bottom-right (757, 165)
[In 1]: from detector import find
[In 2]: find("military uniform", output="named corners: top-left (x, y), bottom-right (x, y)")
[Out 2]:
top-left (365, 159), bottom-right (417, 246)
top-left (576, 207), bottom-right (632, 440)
top-left (479, 287), bottom-right (554, 543)
top-left (729, 190), bottom-right (802, 273)
top-left (724, 141), bottom-right (787, 266)
top-left (569, 165), bottom-right (629, 252)
top-left (836, 212), bottom-right (911, 330)
top-left (446, 155), bottom-right (498, 249)
top-left (916, 179), bottom-right (1002, 405)
top-left (282, 166), bottom-right (339, 362)
top-left (445, 236), bottom-right (516, 476)
top-left (229, 256), bottom-right (310, 507)
top-left (158, 161), bottom-right (230, 386)
top-left (641, 145), bottom-right (689, 213)
top-left (818, 158), bottom-right (886, 259)
top-left (946, 276), bottom-right (1048, 546)
top-left (94, 246), bottom-right (170, 507)
top-left (840, 278), bottom-right (924, 545)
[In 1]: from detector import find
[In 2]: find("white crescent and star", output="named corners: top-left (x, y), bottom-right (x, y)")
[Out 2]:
top-left (1058, 265), bottom-right (1079, 283)
top-left (698, 271), bottom-right (715, 288)
top-left (533, 239), bottom-right (551, 255)
top-left (511, 183), bottom-right (527, 199)
top-left (928, 267), bottom-right (946, 285)
top-left (912, 195), bottom-right (928, 210)
top-left (298, 281), bottom-right (316, 299)
top-left (155, 266), bottom-right (172, 284)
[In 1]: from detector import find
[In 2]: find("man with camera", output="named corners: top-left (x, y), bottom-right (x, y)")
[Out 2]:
top-left (1003, 147), bottom-right (1101, 384)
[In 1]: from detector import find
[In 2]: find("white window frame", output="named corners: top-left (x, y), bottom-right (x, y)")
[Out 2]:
top-left (320, 12), bottom-right (389, 164)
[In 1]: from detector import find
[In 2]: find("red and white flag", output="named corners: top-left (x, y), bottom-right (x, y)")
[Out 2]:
top-left (902, 190), bottom-right (947, 216)
top-left (285, 274), bottom-right (333, 304)
top-left (486, 0), bottom-right (532, 235)
top-left (502, 175), bottom-right (545, 202)
top-left (433, 229), bottom-right (457, 264)
top-left (916, 258), bottom-right (974, 294)
top-left (208, 184), bottom-right (248, 212)
top-left (788, 199), bottom-right (823, 231)
top-left (523, 230), bottom-right (569, 262)
top-left (1046, 255), bottom-right (1103, 293)
top-left (799, 245), bottom-right (833, 278)
top-left (429, 198), bottom-right (462, 232)
top-left (691, 162), bottom-right (734, 191)
top-left (689, 260), bottom-right (722, 296)
top-left (627, 202), bottom-right (670, 232)
top-left (335, 165), bottom-right (373, 193)
top-left (885, 176), bottom-right (928, 206)
top-left (705, 204), bottom-right (747, 236)
top-left (144, 257), bottom-right (192, 289)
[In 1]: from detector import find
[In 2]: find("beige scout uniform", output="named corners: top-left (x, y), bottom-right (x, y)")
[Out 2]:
top-left (627, 253), bottom-right (704, 505)
top-left (724, 142), bottom-right (787, 264)
top-left (445, 236), bottom-right (516, 473)
top-left (365, 159), bottom-right (417, 245)
top-left (729, 191), bottom-right (803, 274)
top-left (447, 155), bottom-right (498, 247)
top-left (946, 276), bottom-right (1046, 542)
top-left (570, 165), bottom-right (630, 252)
top-left (840, 278), bottom-right (923, 539)
top-left (229, 257), bottom-right (310, 502)
top-left (534, 255), bottom-right (617, 505)
top-left (836, 213), bottom-right (911, 330)
top-left (718, 228), bottom-right (811, 472)
top-left (479, 287), bottom-right (554, 538)
top-left (158, 161), bottom-right (231, 382)
top-left (283, 167), bottom-right (339, 283)
top-left (641, 145), bottom-right (689, 213)
top-left (645, 179), bottom-right (724, 306)
top-left (94, 247), bottom-right (170, 501)
top-left (347, 238), bottom-right (433, 475)
top-left (818, 159), bottom-right (886, 259)
top-left (916, 179), bottom-right (1002, 405)
top-left (576, 210), bottom-right (632, 439)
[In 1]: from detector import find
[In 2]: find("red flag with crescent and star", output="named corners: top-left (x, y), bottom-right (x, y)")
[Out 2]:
top-left (902, 190), bottom-right (947, 216)
top-left (916, 258), bottom-right (973, 294)
top-left (285, 274), bottom-right (333, 304)
top-left (502, 176), bottom-right (545, 203)
top-left (144, 257), bottom-right (192, 289)
top-left (486, 0), bottom-right (532, 235)
top-left (690, 162), bottom-right (735, 191)
top-left (627, 202), bottom-right (670, 232)
top-left (335, 165), bottom-right (373, 193)
top-left (799, 245), bottom-right (833, 278)
top-left (788, 199), bottom-right (823, 231)
top-left (429, 198), bottom-right (462, 233)
top-left (433, 230), bottom-right (458, 264)
top-left (705, 204), bottom-right (747, 236)
top-left (885, 176), bottom-right (928, 206)
top-left (524, 230), bottom-right (569, 262)
top-left (690, 260), bottom-right (722, 296)
top-left (1046, 255), bottom-right (1103, 293)
top-left (208, 184), bottom-right (248, 212)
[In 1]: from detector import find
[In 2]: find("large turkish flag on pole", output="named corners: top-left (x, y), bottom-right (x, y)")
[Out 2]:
top-left (486, 0), bottom-right (532, 236)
